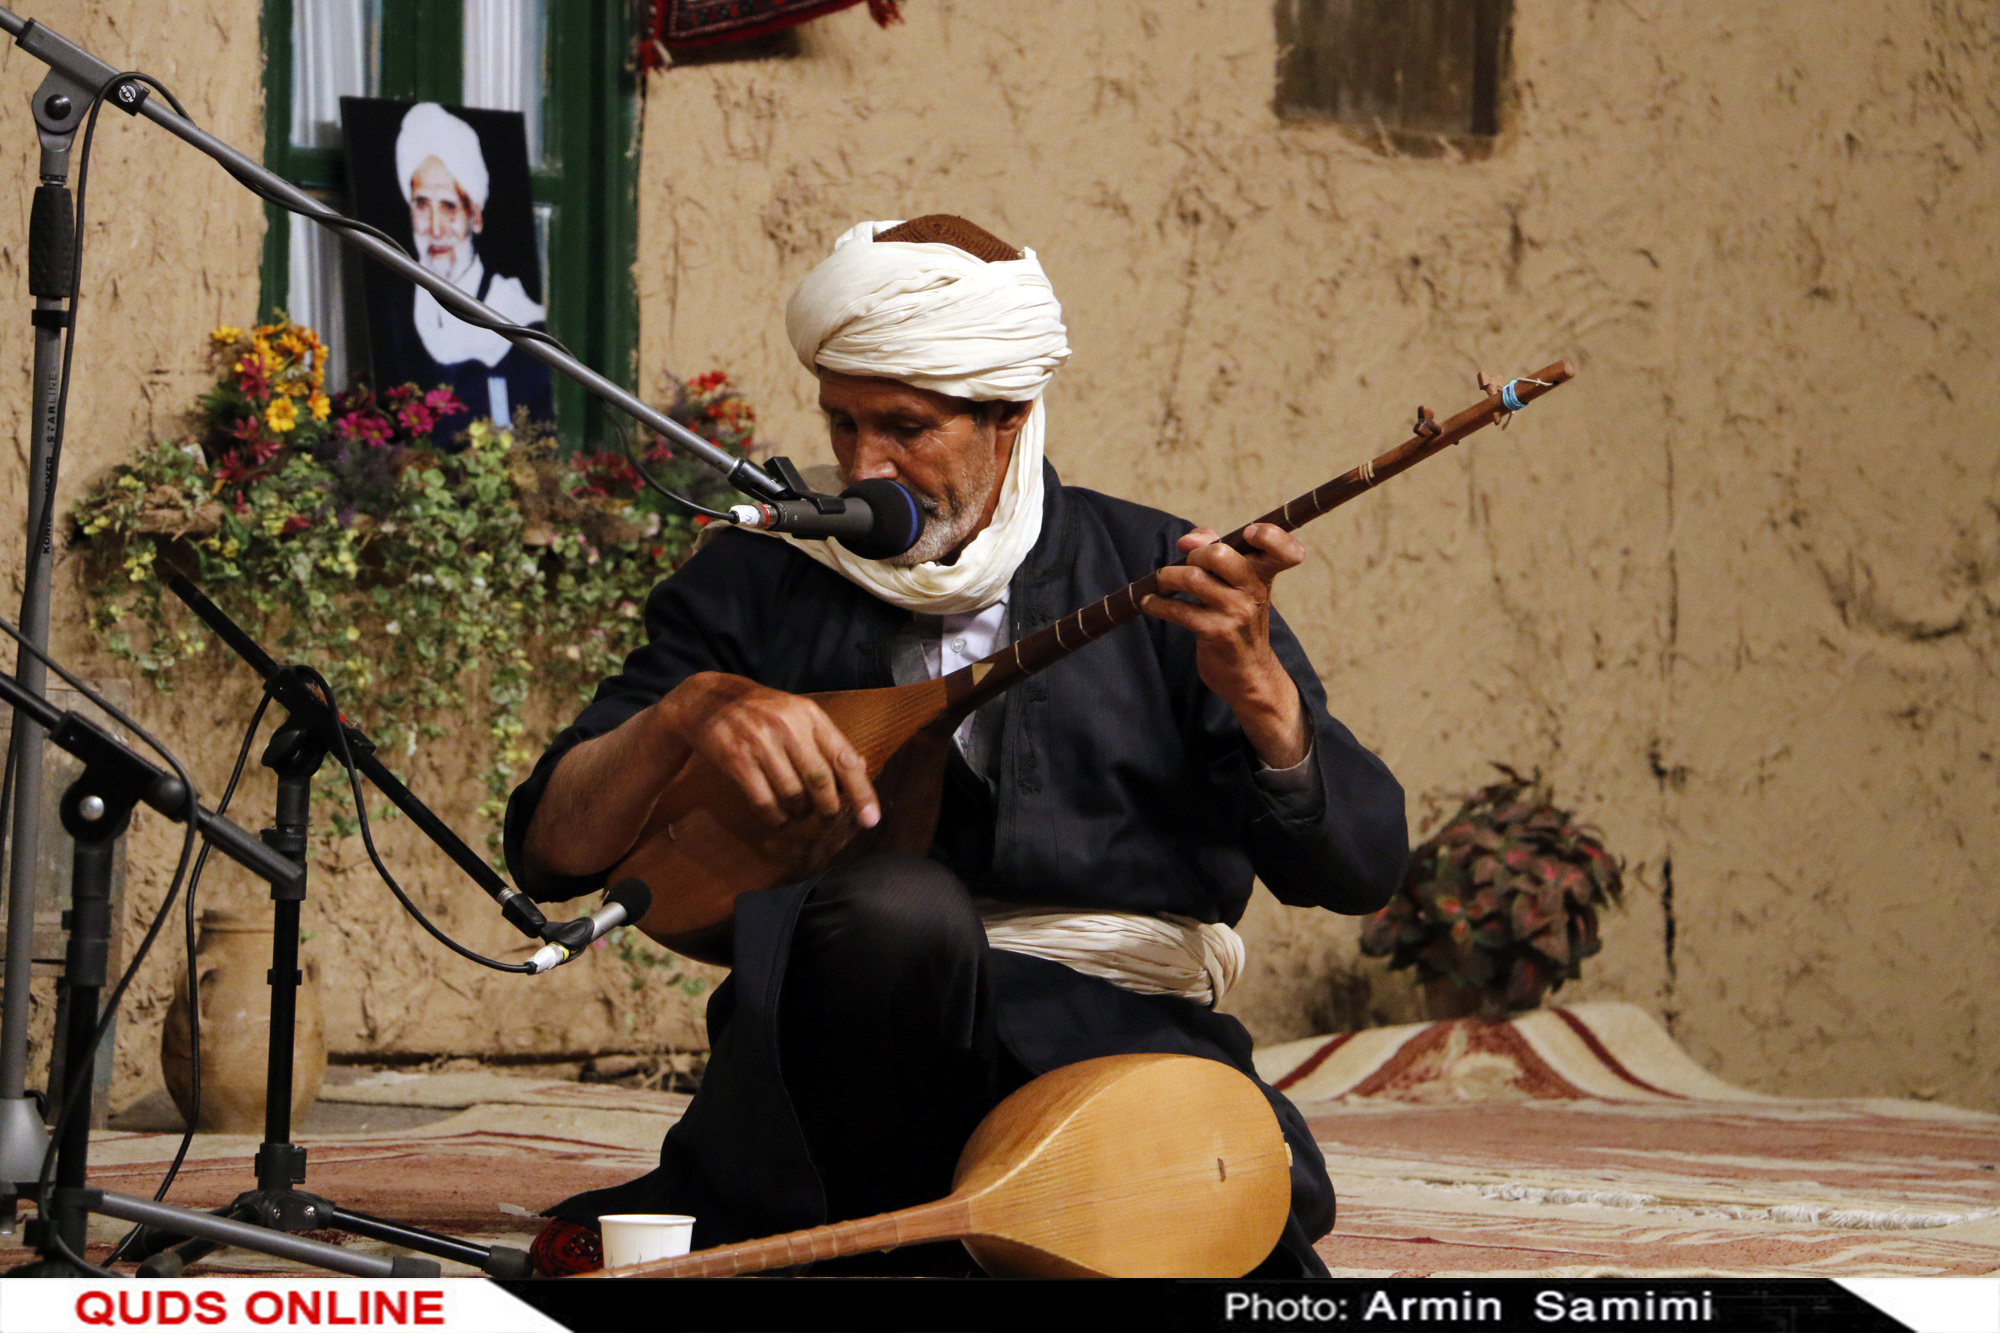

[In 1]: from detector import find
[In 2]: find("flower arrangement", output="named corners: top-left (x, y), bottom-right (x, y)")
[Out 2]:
top-left (73, 319), bottom-right (755, 849)
top-left (1358, 766), bottom-right (1624, 1015)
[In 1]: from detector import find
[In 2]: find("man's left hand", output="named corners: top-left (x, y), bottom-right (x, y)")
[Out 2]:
top-left (1141, 523), bottom-right (1311, 769)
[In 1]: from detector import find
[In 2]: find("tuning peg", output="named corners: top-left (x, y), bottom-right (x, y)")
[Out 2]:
top-left (1480, 373), bottom-right (1515, 428)
top-left (1413, 405), bottom-right (1440, 440)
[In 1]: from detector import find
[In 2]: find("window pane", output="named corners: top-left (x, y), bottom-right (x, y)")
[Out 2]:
top-left (533, 200), bottom-right (553, 304)
top-left (288, 209), bottom-right (352, 388)
top-left (1275, 0), bottom-right (1509, 140)
top-left (291, 0), bottom-right (379, 150)
top-left (462, 0), bottom-right (547, 165)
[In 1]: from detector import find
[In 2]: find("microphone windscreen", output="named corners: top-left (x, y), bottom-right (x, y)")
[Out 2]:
top-left (605, 877), bottom-right (652, 920)
top-left (837, 479), bottom-right (924, 561)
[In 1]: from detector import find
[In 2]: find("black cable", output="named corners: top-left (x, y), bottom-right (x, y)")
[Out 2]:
top-left (0, 67), bottom-right (197, 1020)
top-left (0, 730), bottom-right (16, 943)
top-left (0, 67), bottom-right (156, 1042)
top-left (18, 73), bottom-right (189, 658)
top-left (587, 397), bottom-right (735, 522)
top-left (217, 161), bottom-right (566, 353)
top-left (102, 685), bottom-right (274, 1267)
top-left (64, 71), bottom-right (539, 976)
top-left (0, 68), bottom-right (203, 1280)
top-left (0, 67), bottom-right (537, 1275)
top-left (0, 613), bottom-right (199, 1279)
top-left (173, 87), bottom-right (736, 524)
top-left (297, 668), bottom-right (532, 976)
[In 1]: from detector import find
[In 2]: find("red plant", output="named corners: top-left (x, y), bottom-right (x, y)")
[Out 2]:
top-left (1359, 766), bottom-right (1624, 1013)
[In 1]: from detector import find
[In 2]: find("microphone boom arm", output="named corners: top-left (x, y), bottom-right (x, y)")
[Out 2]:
top-left (163, 572), bottom-right (551, 941)
top-left (0, 5), bottom-right (790, 506)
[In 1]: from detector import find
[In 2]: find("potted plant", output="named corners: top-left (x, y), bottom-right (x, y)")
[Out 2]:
top-left (1359, 766), bottom-right (1623, 1018)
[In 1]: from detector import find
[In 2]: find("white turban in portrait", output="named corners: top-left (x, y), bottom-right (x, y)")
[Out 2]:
top-left (780, 219), bottom-right (1071, 614)
top-left (396, 102), bottom-right (490, 209)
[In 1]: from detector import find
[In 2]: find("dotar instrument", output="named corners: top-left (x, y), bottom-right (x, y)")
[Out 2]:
top-left (616, 364), bottom-right (1576, 962)
top-left (581, 1052), bottom-right (1291, 1278)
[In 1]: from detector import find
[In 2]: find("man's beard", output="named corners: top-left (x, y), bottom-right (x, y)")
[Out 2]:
top-left (871, 442), bottom-right (1000, 568)
top-left (420, 235), bottom-right (473, 281)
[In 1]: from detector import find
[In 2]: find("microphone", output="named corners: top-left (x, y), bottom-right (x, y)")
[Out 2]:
top-left (726, 478), bottom-right (924, 560)
top-left (527, 878), bottom-right (653, 975)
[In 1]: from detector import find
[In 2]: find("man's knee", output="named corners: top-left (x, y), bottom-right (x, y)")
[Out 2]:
top-left (792, 854), bottom-right (985, 978)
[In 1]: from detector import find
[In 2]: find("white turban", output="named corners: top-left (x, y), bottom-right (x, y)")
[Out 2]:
top-left (779, 220), bottom-right (1070, 614)
top-left (396, 102), bottom-right (489, 210)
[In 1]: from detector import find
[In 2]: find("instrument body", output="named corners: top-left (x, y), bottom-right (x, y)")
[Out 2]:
top-left (621, 680), bottom-right (955, 961)
top-left (614, 365), bottom-right (1576, 958)
top-left (584, 1052), bottom-right (1292, 1279)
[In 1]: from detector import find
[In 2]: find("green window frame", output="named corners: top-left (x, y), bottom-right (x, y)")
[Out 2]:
top-left (260, 0), bottom-right (638, 450)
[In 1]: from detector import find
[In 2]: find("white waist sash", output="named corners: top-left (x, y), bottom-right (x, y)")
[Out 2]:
top-left (976, 902), bottom-right (1245, 1008)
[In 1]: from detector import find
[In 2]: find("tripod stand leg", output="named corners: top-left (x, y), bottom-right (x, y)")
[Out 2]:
top-left (92, 1191), bottom-right (437, 1278)
top-left (322, 1204), bottom-right (534, 1278)
top-left (11, 789), bottom-right (126, 1276)
top-left (133, 1212), bottom-right (236, 1278)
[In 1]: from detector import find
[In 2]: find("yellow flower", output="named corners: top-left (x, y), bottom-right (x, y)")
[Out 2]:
top-left (308, 391), bottom-right (331, 422)
top-left (209, 325), bottom-right (244, 347)
top-left (265, 396), bottom-right (298, 433)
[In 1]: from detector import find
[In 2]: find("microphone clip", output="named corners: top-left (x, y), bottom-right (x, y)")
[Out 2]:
top-left (539, 915), bottom-right (597, 953)
top-left (757, 456), bottom-right (842, 512)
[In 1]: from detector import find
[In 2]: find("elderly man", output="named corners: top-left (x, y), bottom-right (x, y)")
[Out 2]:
top-left (507, 216), bottom-right (1407, 1277)
top-left (381, 102), bottom-right (552, 445)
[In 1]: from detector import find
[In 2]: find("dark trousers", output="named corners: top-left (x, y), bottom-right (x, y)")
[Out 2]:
top-left (550, 851), bottom-right (1330, 1276)
top-left (773, 854), bottom-right (1032, 1272)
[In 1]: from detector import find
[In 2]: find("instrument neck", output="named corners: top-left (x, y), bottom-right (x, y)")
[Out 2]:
top-left (603, 1195), bottom-right (970, 1278)
top-left (937, 360), bottom-right (1571, 721)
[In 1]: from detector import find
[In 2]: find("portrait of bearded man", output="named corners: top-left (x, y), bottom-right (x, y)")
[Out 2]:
top-left (350, 100), bottom-right (553, 447)
top-left (506, 216), bottom-right (1408, 1278)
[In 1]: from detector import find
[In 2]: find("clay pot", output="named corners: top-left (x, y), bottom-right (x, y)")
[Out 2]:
top-left (160, 907), bottom-right (325, 1133)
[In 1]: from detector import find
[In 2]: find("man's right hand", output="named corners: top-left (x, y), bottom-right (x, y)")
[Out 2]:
top-left (522, 672), bottom-right (879, 884)
top-left (656, 673), bottom-right (881, 831)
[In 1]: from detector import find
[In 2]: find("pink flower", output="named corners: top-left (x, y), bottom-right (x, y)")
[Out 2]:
top-left (424, 387), bottom-right (466, 418)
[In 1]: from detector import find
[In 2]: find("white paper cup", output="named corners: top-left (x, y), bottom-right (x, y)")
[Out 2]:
top-left (599, 1213), bottom-right (696, 1269)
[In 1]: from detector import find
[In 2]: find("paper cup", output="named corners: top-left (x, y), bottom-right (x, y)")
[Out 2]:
top-left (599, 1213), bottom-right (696, 1269)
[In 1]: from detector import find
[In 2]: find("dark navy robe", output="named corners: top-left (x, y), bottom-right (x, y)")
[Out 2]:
top-left (503, 465), bottom-right (1408, 1276)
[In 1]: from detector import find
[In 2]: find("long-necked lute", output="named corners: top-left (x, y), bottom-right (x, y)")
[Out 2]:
top-left (584, 1052), bottom-right (1290, 1278)
top-left (615, 363), bottom-right (1575, 961)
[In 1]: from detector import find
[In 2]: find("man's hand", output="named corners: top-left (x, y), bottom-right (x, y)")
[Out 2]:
top-left (523, 672), bottom-right (879, 883)
top-left (1141, 523), bottom-right (1311, 769)
top-left (661, 673), bottom-right (881, 831)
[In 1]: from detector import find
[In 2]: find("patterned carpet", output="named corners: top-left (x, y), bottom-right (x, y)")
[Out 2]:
top-left (4, 1003), bottom-right (1993, 1277)
top-left (1256, 1003), bottom-right (2000, 1277)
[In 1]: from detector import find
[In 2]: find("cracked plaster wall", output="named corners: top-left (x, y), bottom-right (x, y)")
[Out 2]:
top-left (630, 0), bottom-right (1999, 1110)
top-left (0, 0), bottom-right (1992, 1117)
top-left (0, 3), bottom-right (717, 1114)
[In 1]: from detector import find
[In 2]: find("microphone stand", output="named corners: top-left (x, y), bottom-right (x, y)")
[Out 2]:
top-left (0, 5), bottom-right (848, 1272)
top-left (0, 20), bottom-right (87, 1235)
top-left (0, 666), bottom-right (438, 1278)
top-left (0, 9), bottom-right (852, 1210)
top-left (113, 574), bottom-right (538, 1279)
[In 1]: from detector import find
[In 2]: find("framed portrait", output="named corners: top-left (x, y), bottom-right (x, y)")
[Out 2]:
top-left (340, 96), bottom-right (553, 449)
